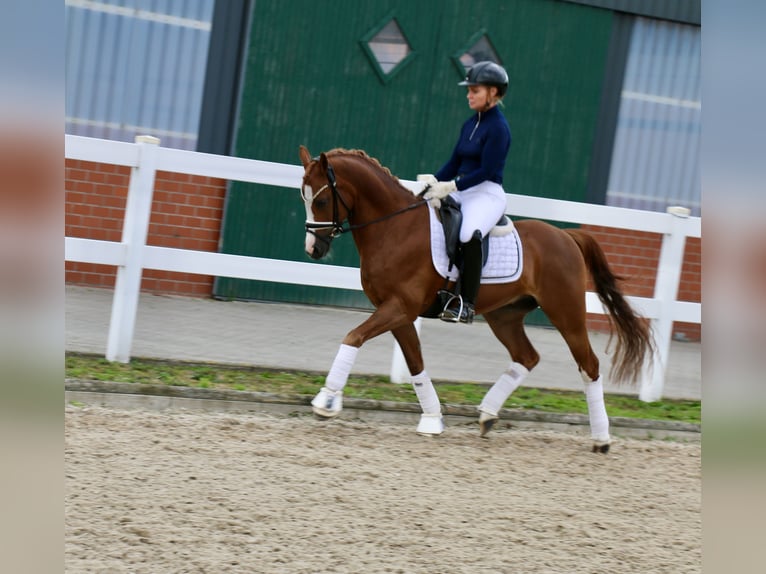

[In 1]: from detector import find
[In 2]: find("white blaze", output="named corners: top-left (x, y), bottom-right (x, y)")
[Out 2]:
top-left (302, 184), bottom-right (316, 253)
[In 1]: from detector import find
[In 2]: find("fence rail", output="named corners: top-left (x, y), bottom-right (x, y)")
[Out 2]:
top-left (65, 135), bottom-right (701, 402)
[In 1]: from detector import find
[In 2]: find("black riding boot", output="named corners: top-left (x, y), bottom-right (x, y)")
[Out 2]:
top-left (440, 230), bottom-right (482, 324)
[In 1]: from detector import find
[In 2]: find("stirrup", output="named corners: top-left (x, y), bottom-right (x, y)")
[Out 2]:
top-left (439, 294), bottom-right (474, 324)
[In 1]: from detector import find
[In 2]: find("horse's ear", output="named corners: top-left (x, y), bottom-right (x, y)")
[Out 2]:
top-left (299, 145), bottom-right (312, 168)
top-left (319, 152), bottom-right (329, 170)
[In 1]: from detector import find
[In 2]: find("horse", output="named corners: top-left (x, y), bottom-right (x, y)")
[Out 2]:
top-left (298, 145), bottom-right (653, 453)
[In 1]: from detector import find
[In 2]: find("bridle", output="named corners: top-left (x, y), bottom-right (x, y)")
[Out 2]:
top-left (303, 159), bottom-right (427, 246)
top-left (303, 163), bottom-right (350, 240)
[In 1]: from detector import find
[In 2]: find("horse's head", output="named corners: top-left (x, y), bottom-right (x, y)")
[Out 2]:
top-left (299, 145), bottom-right (353, 260)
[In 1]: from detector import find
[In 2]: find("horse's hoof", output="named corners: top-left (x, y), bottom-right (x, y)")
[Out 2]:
top-left (479, 418), bottom-right (498, 438)
top-left (311, 406), bottom-right (341, 419)
top-left (478, 410), bottom-right (499, 438)
top-left (592, 441), bottom-right (611, 454)
top-left (416, 413), bottom-right (444, 436)
top-left (310, 387), bottom-right (343, 419)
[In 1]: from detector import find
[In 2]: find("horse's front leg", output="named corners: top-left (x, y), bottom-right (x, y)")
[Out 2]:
top-left (310, 300), bottom-right (411, 419)
top-left (390, 323), bottom-right (444, 436)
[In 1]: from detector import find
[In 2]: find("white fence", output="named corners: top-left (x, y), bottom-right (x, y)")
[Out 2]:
top-left (65, 135), bottom-right (701, 402)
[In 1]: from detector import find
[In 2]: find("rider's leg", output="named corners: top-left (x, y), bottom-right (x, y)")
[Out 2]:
top-left (439, 182), bottom-right (505, 324)
top-left (440, 229), bottom-right (482, 324)
top-left (454, 181), bottom-right (506, 243)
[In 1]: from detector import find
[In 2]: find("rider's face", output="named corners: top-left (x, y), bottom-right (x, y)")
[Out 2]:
top-left (466, 85), bottom-right (497, 111)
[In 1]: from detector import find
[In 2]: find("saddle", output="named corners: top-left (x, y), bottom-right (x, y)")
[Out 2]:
top-left (419, 197), bottom-right (518, 319)
top-left (438, 195), bottom-right (511, 271)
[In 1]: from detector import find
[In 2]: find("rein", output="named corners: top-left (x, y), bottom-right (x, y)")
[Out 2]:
top-left (304, 160), bottom-right (428, 241)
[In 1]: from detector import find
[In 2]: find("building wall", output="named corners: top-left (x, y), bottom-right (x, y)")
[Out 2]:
top-left (65, 158), bottom-right (700, 340)
top-left (65, 159), bottom-right (226, 296)
top-left (581, 225), bottom-right (701, 341)
top-left (215, 0), bottom-right (613, 307)
top-left (65, 0), bottom-right (215, 151)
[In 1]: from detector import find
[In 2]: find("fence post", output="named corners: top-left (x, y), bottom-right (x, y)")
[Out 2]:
top-left (639, 206), bottom-right (690, 402)
top-left (390, 317), bottom-right (422, 383)
top-left (106, 136), bottom-right (160, 363)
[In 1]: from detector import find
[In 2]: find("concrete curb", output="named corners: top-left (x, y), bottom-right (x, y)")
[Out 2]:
top-left (65, 379), bottom-right (700, 442)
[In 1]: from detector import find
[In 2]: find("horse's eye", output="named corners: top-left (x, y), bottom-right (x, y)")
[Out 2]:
top-left (315, 198), bottom-right (329, 209)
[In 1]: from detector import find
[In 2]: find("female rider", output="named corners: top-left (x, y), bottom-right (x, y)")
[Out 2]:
top-left (422, 61), bottom-right (511, 324)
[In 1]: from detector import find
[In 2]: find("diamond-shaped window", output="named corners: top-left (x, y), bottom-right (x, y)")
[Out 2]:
top-left (361, 17), bottom-right (415, 83)
top-left (454, 32), bottom-right (502, 74)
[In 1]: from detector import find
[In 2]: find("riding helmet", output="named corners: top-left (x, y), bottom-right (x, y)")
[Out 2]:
top-left (458, 61), bottom-right (509, 97)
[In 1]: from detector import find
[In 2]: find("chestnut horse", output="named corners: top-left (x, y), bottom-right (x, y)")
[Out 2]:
top-left (298, 146), bottom-right (653, 452)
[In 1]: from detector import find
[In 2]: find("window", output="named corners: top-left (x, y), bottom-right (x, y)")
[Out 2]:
top-left (452, 31), bottom-right (502, 80)
top-left (456, 32), bottom-right (502, 70)
top-left (361, 16), bottom-right (415, 83)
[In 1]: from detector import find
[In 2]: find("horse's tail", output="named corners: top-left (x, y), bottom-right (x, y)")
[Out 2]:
top-left (565, 229), bottom-right (654, 385)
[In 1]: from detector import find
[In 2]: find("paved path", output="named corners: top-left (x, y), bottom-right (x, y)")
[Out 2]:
top-left (65, 285), bottom-right (701, 401)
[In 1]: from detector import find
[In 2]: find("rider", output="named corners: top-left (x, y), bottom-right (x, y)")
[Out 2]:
top-left (422, 61), bottom-right (511, 324)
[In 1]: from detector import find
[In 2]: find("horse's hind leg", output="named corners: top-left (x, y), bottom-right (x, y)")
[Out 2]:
top-left (390, 323), bottom-right (444, 436)
top-left (480, 304), bottom-right (541, 437)
top-left (541, 299), bottom-right (611, 453)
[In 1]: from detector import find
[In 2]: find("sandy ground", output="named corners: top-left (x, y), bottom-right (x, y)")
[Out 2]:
top-left (65, 405), bottom-right (700, 574)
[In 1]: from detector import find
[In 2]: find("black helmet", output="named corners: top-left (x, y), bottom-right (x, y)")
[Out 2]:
top-left (458, 61), bottom-right (509, 97)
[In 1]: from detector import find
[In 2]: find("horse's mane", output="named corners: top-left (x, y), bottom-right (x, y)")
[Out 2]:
top-left (325, 148), bottom-right (400, 183)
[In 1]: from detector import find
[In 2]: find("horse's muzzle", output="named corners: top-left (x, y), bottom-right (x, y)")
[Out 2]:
top-left (305, 229), bottom-right (332, 259)
top-left (308, 245), bottom-right (327, 260)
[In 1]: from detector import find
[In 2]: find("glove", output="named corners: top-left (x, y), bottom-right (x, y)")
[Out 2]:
top-left (416, 174), bottom-right (438, 197)
top-left (423, 180), bottom-right (457, 200)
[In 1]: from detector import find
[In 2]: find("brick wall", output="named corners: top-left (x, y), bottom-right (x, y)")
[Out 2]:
top-left (65, 159), bottom-right (226, 296)
top-left (65, 159), bottom-right (701, 340)
top-left (581, 225), bottom-right (701, 341)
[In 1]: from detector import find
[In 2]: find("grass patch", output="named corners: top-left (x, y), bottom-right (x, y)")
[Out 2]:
top-left (65, 353), bottom-right (700, 424)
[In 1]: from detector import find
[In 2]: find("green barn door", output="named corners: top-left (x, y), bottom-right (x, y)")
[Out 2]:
top-left (214, 1), bottom-right (439, 307)
top-left (215, 0), bottom-right (613, 313)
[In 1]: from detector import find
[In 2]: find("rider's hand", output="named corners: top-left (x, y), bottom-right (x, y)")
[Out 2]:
top-left (417, 174), bottom-right (438, 184)
top-left (423, 180), bottom-right (457, 200)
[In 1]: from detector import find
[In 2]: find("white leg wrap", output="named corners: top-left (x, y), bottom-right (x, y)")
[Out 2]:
top-left (583, 375), bottom-right (610, 443)
top-left (324, 344), bottom-right (359, 392)
top-left (411, 370), bottom-right (441, 415)
top-left (479, 362), bottom-right (529, 416)
top-left (412, 370), bottom-right (444, 435)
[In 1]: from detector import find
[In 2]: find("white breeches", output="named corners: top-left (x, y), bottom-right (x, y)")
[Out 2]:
top-left (450, 181), bottom-right (507, 242)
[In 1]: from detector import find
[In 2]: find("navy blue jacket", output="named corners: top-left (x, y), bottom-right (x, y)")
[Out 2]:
top-left (435, 105), bottom-right (511, 191)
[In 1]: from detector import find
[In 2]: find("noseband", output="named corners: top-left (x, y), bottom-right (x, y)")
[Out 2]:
top-left (304, 159), bottom-right (427, 245)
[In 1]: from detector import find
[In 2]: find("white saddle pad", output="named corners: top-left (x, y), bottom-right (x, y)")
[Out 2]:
top-left (427, 204), bottom-right (523, 284)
